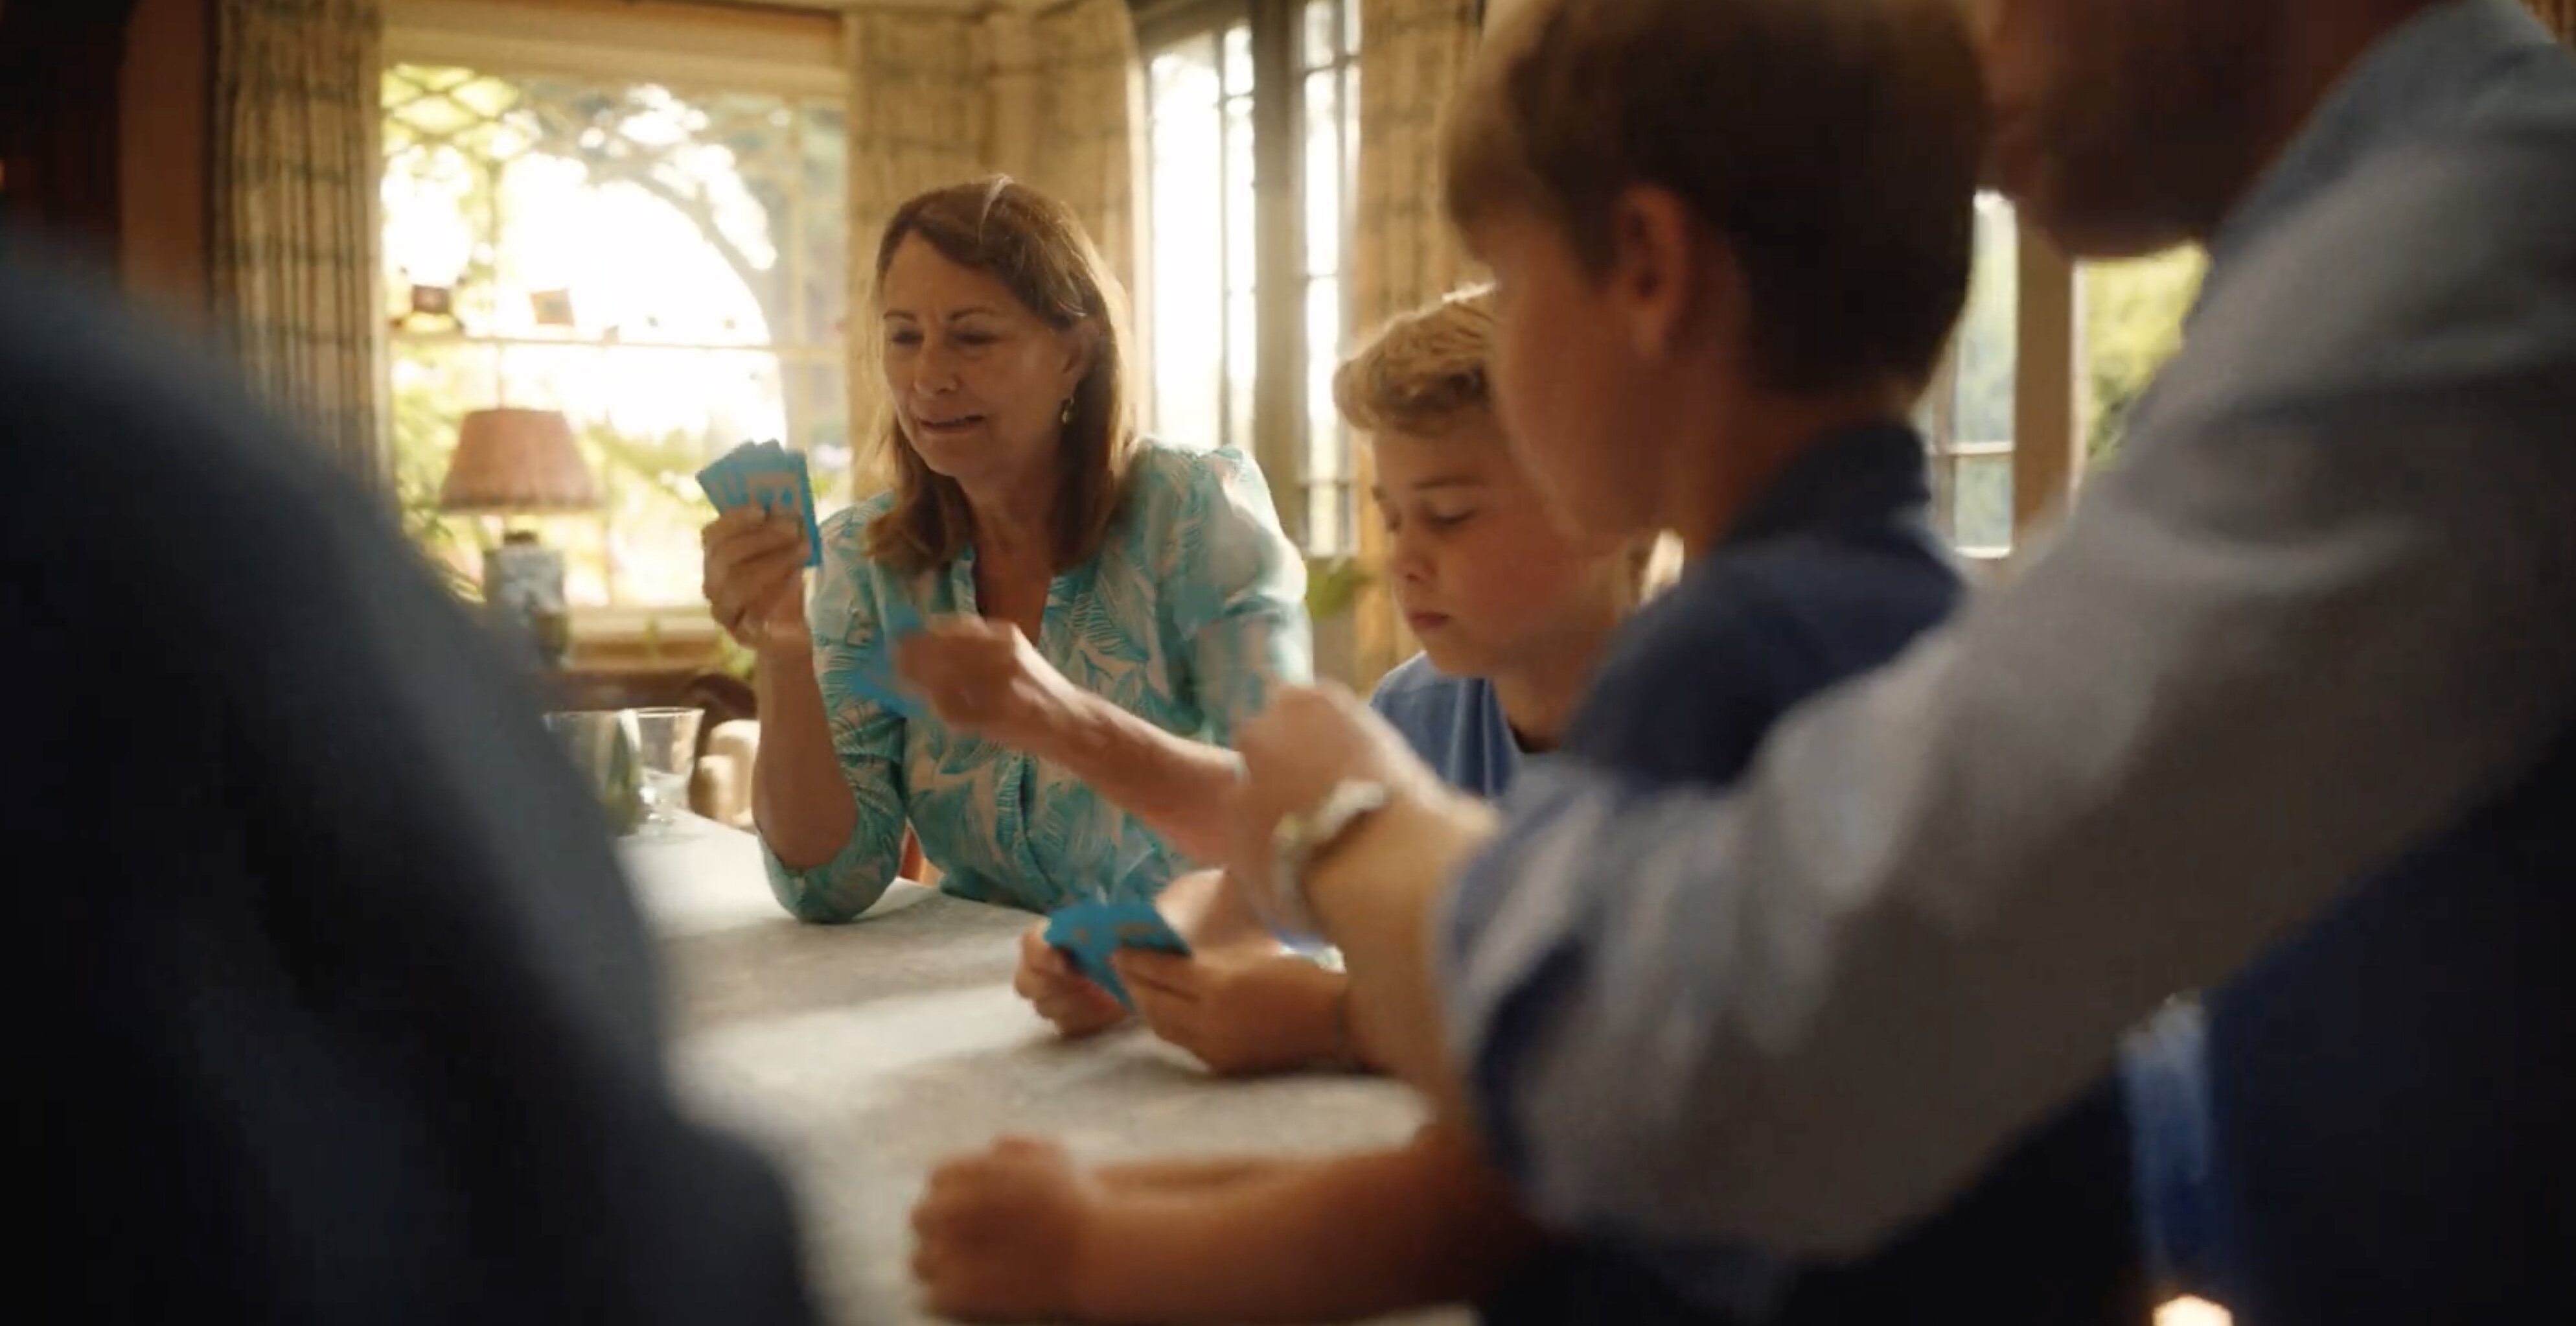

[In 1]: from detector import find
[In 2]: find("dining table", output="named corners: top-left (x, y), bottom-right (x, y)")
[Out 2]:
top-left (617, 815), bottom-right (1464, 1326)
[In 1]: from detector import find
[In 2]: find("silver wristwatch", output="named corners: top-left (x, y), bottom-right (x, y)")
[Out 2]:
top-left (1265, 779), bottom-right (1390, 945)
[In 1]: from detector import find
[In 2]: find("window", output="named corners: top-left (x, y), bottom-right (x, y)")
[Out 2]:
top-left (1298, 0), bottom-right (1363, 555)
top-left (1920, 211), bottom-right (2202, 561)
top-left (1142, 21), bottom-right (1257, 459)
top-left (1139, 0), bottom-right (1363, 555)
top-left (2081, 248), bottom-right (2205, 465)
top-left (1918, 192), bottom-right (2020, 555)
top-left (382, 64), bottom-right (849, 607)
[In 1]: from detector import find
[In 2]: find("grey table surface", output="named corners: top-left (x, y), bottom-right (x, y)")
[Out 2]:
top-left (619, 817), bottom-right (1464, 1326)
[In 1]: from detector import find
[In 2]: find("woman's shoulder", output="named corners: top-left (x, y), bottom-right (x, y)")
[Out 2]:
top-left (1118, 439), bottom-right (1294, 575)
top-left (1124, 438), bottom-right (1271, 515)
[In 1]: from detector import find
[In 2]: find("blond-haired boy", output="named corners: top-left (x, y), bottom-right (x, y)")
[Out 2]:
top-left (1045, 288), bottom-right (1662, 1076)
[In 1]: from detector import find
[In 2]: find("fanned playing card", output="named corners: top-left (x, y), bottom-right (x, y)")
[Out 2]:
top-left (693, 452), bottom-right (740, 511)
top-left (697, 439), bottom-right (823, 569)
top-left (743, 456), bottom-right (824, 570)
top-left (1044, 900), bottom-right (1193, 1009)
top-left (693, 445), bottom-right (756, 513)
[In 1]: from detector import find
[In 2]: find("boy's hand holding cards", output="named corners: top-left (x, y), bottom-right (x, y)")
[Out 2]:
top-left (696, 439), bottom-right (823, 568)
top-left (1044, 900), bottom-right (1192, 1010)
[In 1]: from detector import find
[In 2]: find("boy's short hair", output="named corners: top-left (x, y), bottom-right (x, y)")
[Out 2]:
top-left (1445, 0), bottom-right (1985, 394)
top-left (1333, 288), bottom-right (1497, 438)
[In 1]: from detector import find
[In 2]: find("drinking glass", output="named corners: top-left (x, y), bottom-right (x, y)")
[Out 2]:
top-left (628, 706), bottom-right (704, 837)
top-left (543, 708), bottom-right (645, 836)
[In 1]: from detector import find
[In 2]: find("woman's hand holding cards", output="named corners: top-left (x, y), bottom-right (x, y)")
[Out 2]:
top-left (700, 506), bottom-right (811, 654)
top-left (898, 618), bottom-right (1091, 754)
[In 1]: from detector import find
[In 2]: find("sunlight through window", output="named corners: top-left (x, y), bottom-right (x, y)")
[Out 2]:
top-left (382, 65), bottom-right (849, 606)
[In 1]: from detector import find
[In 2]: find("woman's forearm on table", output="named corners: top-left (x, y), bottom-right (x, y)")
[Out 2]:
top-left (1037, 693), bottom-right (1241, 864)
top-left (752, 646), bottom-right (860, 868)
top-left (1077, 1135), bottom-right (1535, 1325)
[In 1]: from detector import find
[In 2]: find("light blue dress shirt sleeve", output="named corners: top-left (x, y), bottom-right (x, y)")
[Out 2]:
top-left (1438, 118), bottom-right (2576, 1257)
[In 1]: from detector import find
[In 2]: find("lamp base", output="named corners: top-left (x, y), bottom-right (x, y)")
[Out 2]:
top-left (485, 533), bottom-right (571, 669)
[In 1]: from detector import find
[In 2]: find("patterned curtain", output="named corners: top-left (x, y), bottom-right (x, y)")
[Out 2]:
top-left (213, 0), bottom-right (386, 490)
top-left (845, 8), bottom-right (989, 482)
top-left (1026, 0), bottom-right (1143, 299)
top-left (2530, 0), bottom-right (2574, 41)
top-left (1346, 0), bottom-right (1482, 685)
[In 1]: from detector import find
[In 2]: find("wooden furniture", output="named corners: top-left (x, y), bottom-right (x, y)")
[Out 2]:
top-left (0, 0), bottom-right (146, 264)
top-left (545, 663), bottom-right (704, 715)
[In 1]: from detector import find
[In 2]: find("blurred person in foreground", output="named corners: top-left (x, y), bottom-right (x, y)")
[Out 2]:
top-left (1, 238), bottom-right (818, 1324)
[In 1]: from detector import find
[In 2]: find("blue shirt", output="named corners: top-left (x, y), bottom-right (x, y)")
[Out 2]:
top-left (763, 439), bottom-right (1311, 919)
top-left (1472, 423), bottom-right (1966, 1323)
top-left (1370, 656), bottom-right (1523, 800)
top-left (1432, 3), bottom-right (2576, 1318)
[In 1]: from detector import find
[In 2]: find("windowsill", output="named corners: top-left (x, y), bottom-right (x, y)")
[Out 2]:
top-left (567, 605), bottom-right (727, 673)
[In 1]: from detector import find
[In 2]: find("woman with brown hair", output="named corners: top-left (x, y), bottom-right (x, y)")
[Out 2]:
top-left (699, 177), bottom-right (1309, 951)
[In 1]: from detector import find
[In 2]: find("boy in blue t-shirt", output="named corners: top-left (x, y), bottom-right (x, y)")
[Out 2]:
top-left (1350, 288), bottom-right (1668, 802)
top-left (1044, 289), bottom-right (1662, 1078)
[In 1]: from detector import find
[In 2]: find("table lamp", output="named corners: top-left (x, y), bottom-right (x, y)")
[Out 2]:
top-left (439, 407), bottom-right (599, 516)
top-left (439, 408), bottom-right (599, 667)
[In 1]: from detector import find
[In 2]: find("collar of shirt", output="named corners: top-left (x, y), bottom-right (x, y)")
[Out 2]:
top-left (2202, 0), bottom-right (2562, 303)
top-left (1719, 421), bottom-right (1935, 552)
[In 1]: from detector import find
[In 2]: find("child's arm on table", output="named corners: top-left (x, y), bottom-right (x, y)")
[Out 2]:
top-left (1092, 1154), bottom-right (1300, 1192)
top-left (1154, 867), bottom-right (1275, 951)
top-left (1116, 869), bottom-right (1376, 1078)
top-left (912, 1126), bottom-right (1541, 1325)
top-left (1125, 863), bottom-right (1403, 1078)
top-left (1116, 946), bottom-right (1370, 1076)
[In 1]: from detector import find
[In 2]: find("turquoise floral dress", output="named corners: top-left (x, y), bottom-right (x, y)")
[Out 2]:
top-left (763, 440), bottom-right (1311, 920)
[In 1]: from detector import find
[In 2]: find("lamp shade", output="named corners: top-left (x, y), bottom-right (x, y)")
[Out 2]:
top-left (439, 408), bottom-right (600, 514)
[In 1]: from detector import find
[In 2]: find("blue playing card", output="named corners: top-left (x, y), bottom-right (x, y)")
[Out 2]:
top-left (724, 444), bottom-right (768, 510)
top-left (693, 450), bottom-right (744, 511)
top-left (1044, 900), bottom-right (1192, 1009)
top-left (736, 443), bottom-right (824, 569)
top-left (700, 441), bottom-right (823, 572)
top-left (696, 441), bottom-right (765, 512)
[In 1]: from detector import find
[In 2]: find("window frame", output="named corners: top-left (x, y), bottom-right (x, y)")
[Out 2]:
top-left (1135, 0), bottom-right (1359, 555)
top-left (2012, 237), bottom-right (2082, 552)
top-left (1919, 209), bottom-right (2082, 570)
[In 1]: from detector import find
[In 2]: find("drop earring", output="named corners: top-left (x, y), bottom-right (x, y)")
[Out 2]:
top-left (1059, 397), bottom-right (1075, 426)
